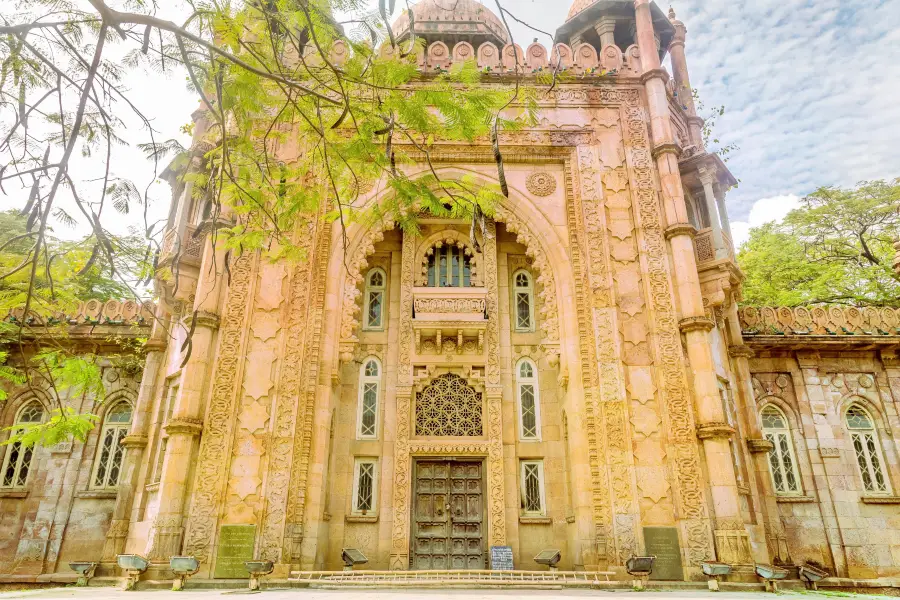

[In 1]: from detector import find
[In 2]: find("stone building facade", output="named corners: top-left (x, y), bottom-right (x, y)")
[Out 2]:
top-left (3, 0), bottom-right (900, 585)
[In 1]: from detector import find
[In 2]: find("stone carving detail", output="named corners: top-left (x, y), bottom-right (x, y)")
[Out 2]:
top-left (569, 146), bottom-right (613, 563)
top-left (525, 172), bottom-right (557, 197)
top-left (257, 218), bottom-right (318, 562)
top-left (414, 374), bottom-right (483, 437)
top-left (390, 230), bottom-right (417, 569)
top-left (182, 253), bottom-right (256, 562)
top-left (739, 305), bottom-right (900, 336)
top-left (495, 206), bottom-right (560, 344)
top-left (7, 298), bottom-right (155, 326)
top-left (282, 220), bottom-right (332, 562)
top-left (620, 89), bottom-right (712, 563)
top-left (414, 297), bottom-right (486, 314)
top-left (339, 219), bottom-right (395, 358)
top-left (414, 230), bottom-right (482, 287)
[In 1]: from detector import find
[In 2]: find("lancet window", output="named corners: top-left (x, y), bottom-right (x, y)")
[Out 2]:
top-left (513, 270), bottom-right (535, 332)
top-left (91, 401), bottom-right (133, 489)
top-left (363, 269), bottom-right (386, 330)
top-left (516, 359), bottom-right (541, 440)
top-left (761, 405), bottom-right (801, 494)
top-left (357, 358), bottom-right (381, 439)
top-left (1, 401), bottom-right (45, 488)
top-left (846, 404), bottom-right (889, 493)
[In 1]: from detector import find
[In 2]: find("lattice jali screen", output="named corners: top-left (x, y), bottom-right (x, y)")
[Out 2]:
top-left (415, 374), bottom-right (483, 436)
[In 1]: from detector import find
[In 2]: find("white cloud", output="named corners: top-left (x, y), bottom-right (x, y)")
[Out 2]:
top-left (730, 194), bottom-right (801, 248)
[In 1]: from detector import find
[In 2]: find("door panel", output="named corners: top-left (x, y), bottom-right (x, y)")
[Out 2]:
top-left (412, 460), bottom-right (485, 570)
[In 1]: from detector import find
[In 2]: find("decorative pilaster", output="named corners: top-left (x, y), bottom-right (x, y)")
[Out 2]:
top-left (389, 229), bottom-right (417, 570)
top-left (101, 319), bottom-right (167, 562)
top-left (633, 0), bottom-right (746, 566)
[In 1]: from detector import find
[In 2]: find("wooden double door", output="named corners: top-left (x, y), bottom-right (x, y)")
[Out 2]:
top-left (412, 459), bottom-right (485, 570)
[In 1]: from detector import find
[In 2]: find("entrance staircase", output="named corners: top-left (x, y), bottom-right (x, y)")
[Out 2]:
top-left (288, 569), bottom-right (615, 589)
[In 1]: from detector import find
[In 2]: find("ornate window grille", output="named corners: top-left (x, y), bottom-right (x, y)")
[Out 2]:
top-left (357, 358), bottom-right (381, 439)
top-left (415, 374), bottom-right (483, 437)
top-left (91, 401), bottom-right (133, 489)
top-left (516, 359), bottom-right (541, 440)
top-left (352, 458), bottom-right (377, 514)
top-left (761, 405), bottom-right (801, 494)
top-left (520, 460), bottom-right (545, 515)
top-left (363, 269), bottom-right (386, 330)
top-left (1, 401), bottom-right (45, 488)
top-left (513, 270), bottom-right (535, 332)
top-left (846, 404), bottom-right (889, 493)
top-left (426, 243), bottom-right (473, 287)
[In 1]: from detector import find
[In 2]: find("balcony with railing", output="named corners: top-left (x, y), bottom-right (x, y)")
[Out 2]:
top-left (694, 228), bottom-right (734, 266)
top-left (412, 287), bottom-right (487, 356)
top-left (159, 225), bottom-right (204, 267)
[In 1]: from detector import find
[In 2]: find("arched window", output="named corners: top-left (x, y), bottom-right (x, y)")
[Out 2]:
top-left (760, 405), bottom-right (800, 494)
top-left (1, 401), bottom-right (45, 488)
top-left (91, 401), bottom-right (133, 489)
top-left (357, 359), bottom-right (381, 439)
top-left (846, 404), bottom-right (889, 493)
top-left (363, 269), bottom-right (386, 330)
top-left (426, 243), bottom-right (473, 287)
top-left (516, 359), bottom-right (541, 440)
top-left (513, 270), bottom-right (535, 332)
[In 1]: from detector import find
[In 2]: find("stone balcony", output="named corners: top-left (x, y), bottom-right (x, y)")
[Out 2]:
top-left (694, 227), bottom-right (734, 266)
top-left (412, 287), bottom-right (487, 355)
top-left (159, 225), bottom-right (204, 267)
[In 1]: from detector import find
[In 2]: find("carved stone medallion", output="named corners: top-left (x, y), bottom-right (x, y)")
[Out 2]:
top-left (526, 172), bottom-right (557, 197)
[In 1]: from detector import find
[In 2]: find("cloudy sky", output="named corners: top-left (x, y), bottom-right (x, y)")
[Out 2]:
top-left (5, 0), bottom-right (899, 247)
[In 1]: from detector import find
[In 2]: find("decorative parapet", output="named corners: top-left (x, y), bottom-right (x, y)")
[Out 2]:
top-left (413, 287), bottom-right (487, 323)
top-left (5, 299), bottom-right (155, 327)
top-left (739, 306), bottom-right (900, 337)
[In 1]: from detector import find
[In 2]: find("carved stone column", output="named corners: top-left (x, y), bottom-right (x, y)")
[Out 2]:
top-left (698, 167), bottom-right (727, 259)
top-left (667, 8), bottom-right (703, 147)
top-left (714, 184), bottom-right (733, 247)
top-left (594, 17), bottom-right (617, 49)
top-left (634, 0), bottom-right (747, 564)
top-left (146, 233), bottom-right (226, 562)
top-left (101, 318), bottom-right (167, 561)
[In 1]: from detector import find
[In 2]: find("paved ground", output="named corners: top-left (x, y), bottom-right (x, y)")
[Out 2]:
top-left (0, 588), bottom-right (886, 600)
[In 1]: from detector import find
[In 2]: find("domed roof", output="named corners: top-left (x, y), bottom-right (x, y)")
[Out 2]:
top-left (567, 0), bottom-right (597, 20)
top-left (392, 0), bottom-right (509, 47)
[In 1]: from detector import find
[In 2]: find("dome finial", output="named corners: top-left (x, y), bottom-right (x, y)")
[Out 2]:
top-left (668, 6), bottom-right (677, 20)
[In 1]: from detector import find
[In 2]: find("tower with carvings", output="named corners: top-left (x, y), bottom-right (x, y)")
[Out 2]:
top-left (3, 0), bottom-right (900, 586)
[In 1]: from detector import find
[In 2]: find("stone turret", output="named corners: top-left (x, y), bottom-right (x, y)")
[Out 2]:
top-left (392, 0), bottom-right (509, 48)
top-left (555, 0), bottom-right (674, 60)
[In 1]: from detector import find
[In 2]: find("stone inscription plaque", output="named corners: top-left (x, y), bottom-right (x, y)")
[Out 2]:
top-left (490, 546), bottom-right (514, 570)
top-left (214, 524), bottom-right (256, 579)
top-left (643, 526), bottom-right (683, 581)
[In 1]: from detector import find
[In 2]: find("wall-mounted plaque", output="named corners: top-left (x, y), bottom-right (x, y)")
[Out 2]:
top-left (214, 524), bottom-right (256, 579)
top-left (490, 545), bottom-right (514, 570)
top-left (643, 526), bottom-right (683, 581)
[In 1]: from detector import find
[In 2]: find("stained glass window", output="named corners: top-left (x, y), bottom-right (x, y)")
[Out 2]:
top-left (1, 401), bottom-right (44, 488)
top-left (760, 405), bottom-right (800, 494)
top-left (517, 359), bottom-right (540, 440)
top-left (513, 270), bottom-right (535, 332)
top-left (846, 405), bottom-right (888, 493)
top-left (357, 359), bottom-right (381, 439)
top-left (92, 401), bottom-right (132, 489)
top-left (363, 269), bottom-right (386, 330)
